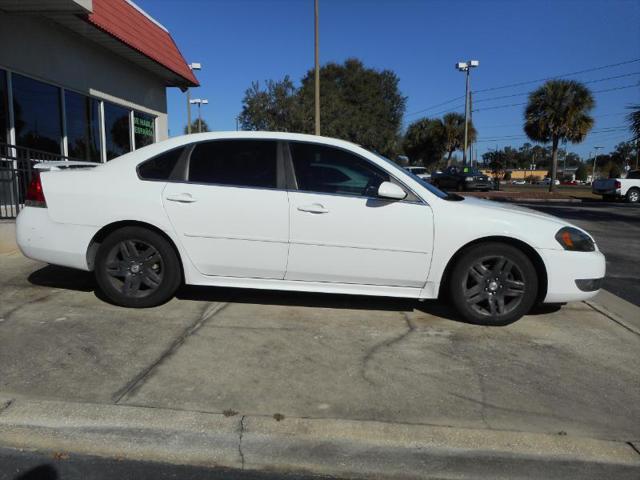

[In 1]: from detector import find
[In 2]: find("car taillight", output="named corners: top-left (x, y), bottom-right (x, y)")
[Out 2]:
top-left (614, 180), bottom-right (621, 189)
top-left (25, 172), bottom-right (47, 207)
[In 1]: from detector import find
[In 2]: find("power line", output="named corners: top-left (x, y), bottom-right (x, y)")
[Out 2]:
top-left (474, 57), bottom-right (640, 94)
top-left (478, 111), bottom-right (629, 129)
top-left (405, 95), bottom-right (464, 117)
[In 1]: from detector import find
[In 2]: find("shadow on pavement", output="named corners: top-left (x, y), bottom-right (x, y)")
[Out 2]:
top-left (26, 264), bottom-right (561, 326)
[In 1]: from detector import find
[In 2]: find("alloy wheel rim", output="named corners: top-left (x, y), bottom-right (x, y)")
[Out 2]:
top-left (463, 255), bottom-right (526, 317)
top-left (105, 239), bottom-right (164, 298)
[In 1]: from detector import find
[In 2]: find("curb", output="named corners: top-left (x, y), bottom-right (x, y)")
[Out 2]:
top-left (586, 289), bottom-right (640, 336)
top-left (0, 397), bottom-right (638, 479)
top-left (0, 220), bottom-right (17, 255)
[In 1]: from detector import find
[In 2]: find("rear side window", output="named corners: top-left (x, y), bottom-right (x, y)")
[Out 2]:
top-left (138, 147), bottom-right (184, 180)
top-left (290, 142), bottom-right (389, 197)
top-left (188, 140), bottom-right (277, 189)
top-left (628, 171), bottom-right (640, 179)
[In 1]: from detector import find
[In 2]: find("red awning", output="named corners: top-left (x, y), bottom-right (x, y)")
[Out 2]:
top-left (84, 0), bottom-right (199, 87)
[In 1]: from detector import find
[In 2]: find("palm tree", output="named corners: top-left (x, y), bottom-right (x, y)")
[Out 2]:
top-left (627, 104), bottom-right (640, 141)
top-left (524, 80), bottom-right (595, 192)
top-left (442, 112), bottom-right (476, 166)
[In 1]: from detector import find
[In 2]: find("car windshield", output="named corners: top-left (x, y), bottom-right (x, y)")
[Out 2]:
top-left (373, 153), bottom-right (456, 200)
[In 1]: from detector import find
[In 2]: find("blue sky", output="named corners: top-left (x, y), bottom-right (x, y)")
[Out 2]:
top-left (136, 0), bottom-right (640, 159)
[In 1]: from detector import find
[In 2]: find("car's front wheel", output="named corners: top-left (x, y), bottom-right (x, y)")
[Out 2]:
top-left (448, 243), bottom-right (538, 325)
top-left (95, 226), bottom-right (181, 308)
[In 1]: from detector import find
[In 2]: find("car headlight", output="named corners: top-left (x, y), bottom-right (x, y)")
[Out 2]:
top-left (555, 227), bottom-right (595, 252)
top-left (465, 177), bottom-right (474, 182)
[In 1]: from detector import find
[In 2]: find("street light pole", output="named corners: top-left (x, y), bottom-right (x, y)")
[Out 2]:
top-left (189, 99), bottom-right (208, 133)
top-left (186, 63), bottom-right (202, 134)
top-left (592, 146), bottom-right (603, 181)
top-left (314, 0), bottom-right (320, 136)
top-left (456, 60), bottom-right (479, 166)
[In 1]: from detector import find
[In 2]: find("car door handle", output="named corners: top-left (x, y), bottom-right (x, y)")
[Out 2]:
top-left (297, 203), bottom-right (329, 214)
top-left (165, 193), bottom-right (197, 203)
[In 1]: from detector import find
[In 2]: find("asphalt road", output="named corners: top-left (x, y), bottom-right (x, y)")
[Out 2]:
top-left (518, 201), bottom-right (640, 306)
top-left (0, 447), bottom-right (331, 480)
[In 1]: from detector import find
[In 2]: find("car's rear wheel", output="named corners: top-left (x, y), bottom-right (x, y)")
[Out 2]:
top-left (448, 243), bottom-right (538, 325)
top-left (626, 188), bottom-right (639, 204)
top-left (95, 227), bottom-right (181, 308)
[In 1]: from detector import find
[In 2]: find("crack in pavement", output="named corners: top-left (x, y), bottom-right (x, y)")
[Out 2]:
top-left (361, 312), bottom-right (416, 386)
top-left (111, 302), bottom-right (229, 404)
top-left (0, 399), bottom-right (14, 416)
top-left (0, 291), bottom-right (60, 324)
top-left (238, 415), bottom-right (246, 469)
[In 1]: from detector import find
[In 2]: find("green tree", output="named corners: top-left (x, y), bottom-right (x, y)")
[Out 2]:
top-left (184, 119), bottom-right (210, 134)
top-left (238, 77), bottom-right (302, 132)
top-left (524, 80), bottom-right (595, 192)
top-left (442, 112), bottom-right (476, 166)
top-left (239, 59), bottom-right (406, 157)
top-left (403, 117), bottom-right (445, 168)
top-left (574, 163), bottom-right (588, 182)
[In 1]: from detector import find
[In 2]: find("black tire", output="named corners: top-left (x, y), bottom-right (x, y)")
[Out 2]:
top-left (625, 188), bottom-right (640, 204)
top-left (95, 226), bottom-right (181, 308)
top-left (448, 242), bottom-right (538, 326)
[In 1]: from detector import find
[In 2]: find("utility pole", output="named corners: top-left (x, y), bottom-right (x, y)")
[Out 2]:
top-left (456, 60), bottom-right (479, 165)
top-left (468, 90), bottom-right (473, 164)
top-left (189, 99), bottom-right (208, 133)
top-left (314, 0), bottom-right (320, 135)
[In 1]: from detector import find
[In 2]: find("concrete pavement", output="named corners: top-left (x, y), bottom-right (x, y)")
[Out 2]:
top-left (1, 252), bottom-right (640, 478)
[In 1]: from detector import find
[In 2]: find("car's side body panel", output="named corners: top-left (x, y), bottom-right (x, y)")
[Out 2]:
top-left (16, 131), bottom-right (606, 306)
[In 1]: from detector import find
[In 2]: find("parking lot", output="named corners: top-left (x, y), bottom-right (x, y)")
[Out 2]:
top-left (519, 201), bottom-right (640, 306)
top-left (1, 247), bottom-right (639, 444)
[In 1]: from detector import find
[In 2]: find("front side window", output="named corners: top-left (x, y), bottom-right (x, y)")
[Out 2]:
top-left (290, 142), bottom-right (389, 197)
top-left (188, 140), bottom-right (277, 188)
top-left (12, 73), bottom-right (62, 154)
top-left (65, 91), bottom-right (101, 162)
top-left (138, 147), bottom-right (184, 181)
top-left (104, 102), bottom-right (131, 160)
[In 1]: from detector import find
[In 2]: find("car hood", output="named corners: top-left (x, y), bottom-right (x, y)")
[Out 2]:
top-left (458, 196), bottom-right (569, 226)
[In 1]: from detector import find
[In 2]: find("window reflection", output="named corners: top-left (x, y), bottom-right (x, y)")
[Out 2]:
top-left (0, 69), bottom-right (7, 144)
top-left (104, 102), bottom-right (131, 160)
top-left (12, 73), bottom-right (62, 154)
top-left (134, 111), bottom-right (155, 149)
top-left (65, 91), bottom-right (101, 162)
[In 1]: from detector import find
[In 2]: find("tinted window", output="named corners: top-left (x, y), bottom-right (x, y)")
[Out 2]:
top-left (12, 73), bottom-right (62, 154)
top-left (188, 140), bottom-right (277, 188)
top-left (138, 147), bottom-right (184, 180)
top-left (65, 91), bottom-right (101, 162)
top-left (290, 142), bottom-right (389, 197)
top-left (134, 111), bottom-right (155, 149)
top-left (104, 102), bottom-right (131, 160)
top-left (0, 69), bottom-right (7, 143)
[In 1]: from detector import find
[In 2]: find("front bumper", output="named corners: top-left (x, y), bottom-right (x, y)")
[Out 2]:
top-left (16, 207), bottom-right (97, 271)
top-left (465, 181), bottom-right (492, 190)
top-left (538, 248), bottom-right (606, 303)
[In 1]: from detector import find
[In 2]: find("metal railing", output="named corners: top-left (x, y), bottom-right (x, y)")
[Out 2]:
top-left (0, 143), bottom-right (69, 219)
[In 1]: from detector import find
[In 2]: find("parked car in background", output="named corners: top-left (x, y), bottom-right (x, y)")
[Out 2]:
top-left (404, 166), bottom-right (431, 180)
top-left (592, 170), bottom-right (640, 203)
top-left (561, 180), bottom-right (578, 186)
top-left (537, 178), bottom-right (560, 186)
top-left (16, 131), bottom-right (605, 326)
top-left (511, 179), bottom-right (527, 185)
top-left (430, 165), bottom-right (492, 191)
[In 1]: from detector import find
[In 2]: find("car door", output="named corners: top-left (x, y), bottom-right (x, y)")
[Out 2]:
top-left (162, 139), bottom-right (289, 279)
top-left (285, 141), bottom-right (433, 287)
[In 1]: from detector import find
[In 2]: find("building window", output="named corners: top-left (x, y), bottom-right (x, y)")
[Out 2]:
top-left (104, 101), bottom-right (131, 160)
top-left (0, 69), bottom-right (8, 144)
top-left (134, 111), bottom-right (155, 149)
top-left (65, 91), bottom-right (101, 162)
top-left (12, 73), bottom-right (62, 154)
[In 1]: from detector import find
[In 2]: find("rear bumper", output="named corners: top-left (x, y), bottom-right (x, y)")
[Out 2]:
top-left (593, 188), bottom-right (621, 196)
top-left (538, 248), bottom-right (606, 303)
top-left (16, 207), bottom-right (97, 271)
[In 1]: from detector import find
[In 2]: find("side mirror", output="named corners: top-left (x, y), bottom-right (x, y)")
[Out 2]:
top-left (377, 181), bottom-right (407, 200)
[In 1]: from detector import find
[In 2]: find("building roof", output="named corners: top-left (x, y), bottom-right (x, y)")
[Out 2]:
top-left (83, 0), bottom-right (199, 88)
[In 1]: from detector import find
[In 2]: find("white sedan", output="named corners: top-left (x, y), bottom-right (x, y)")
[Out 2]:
top-left (17, 132), bottom-right (605, 325)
